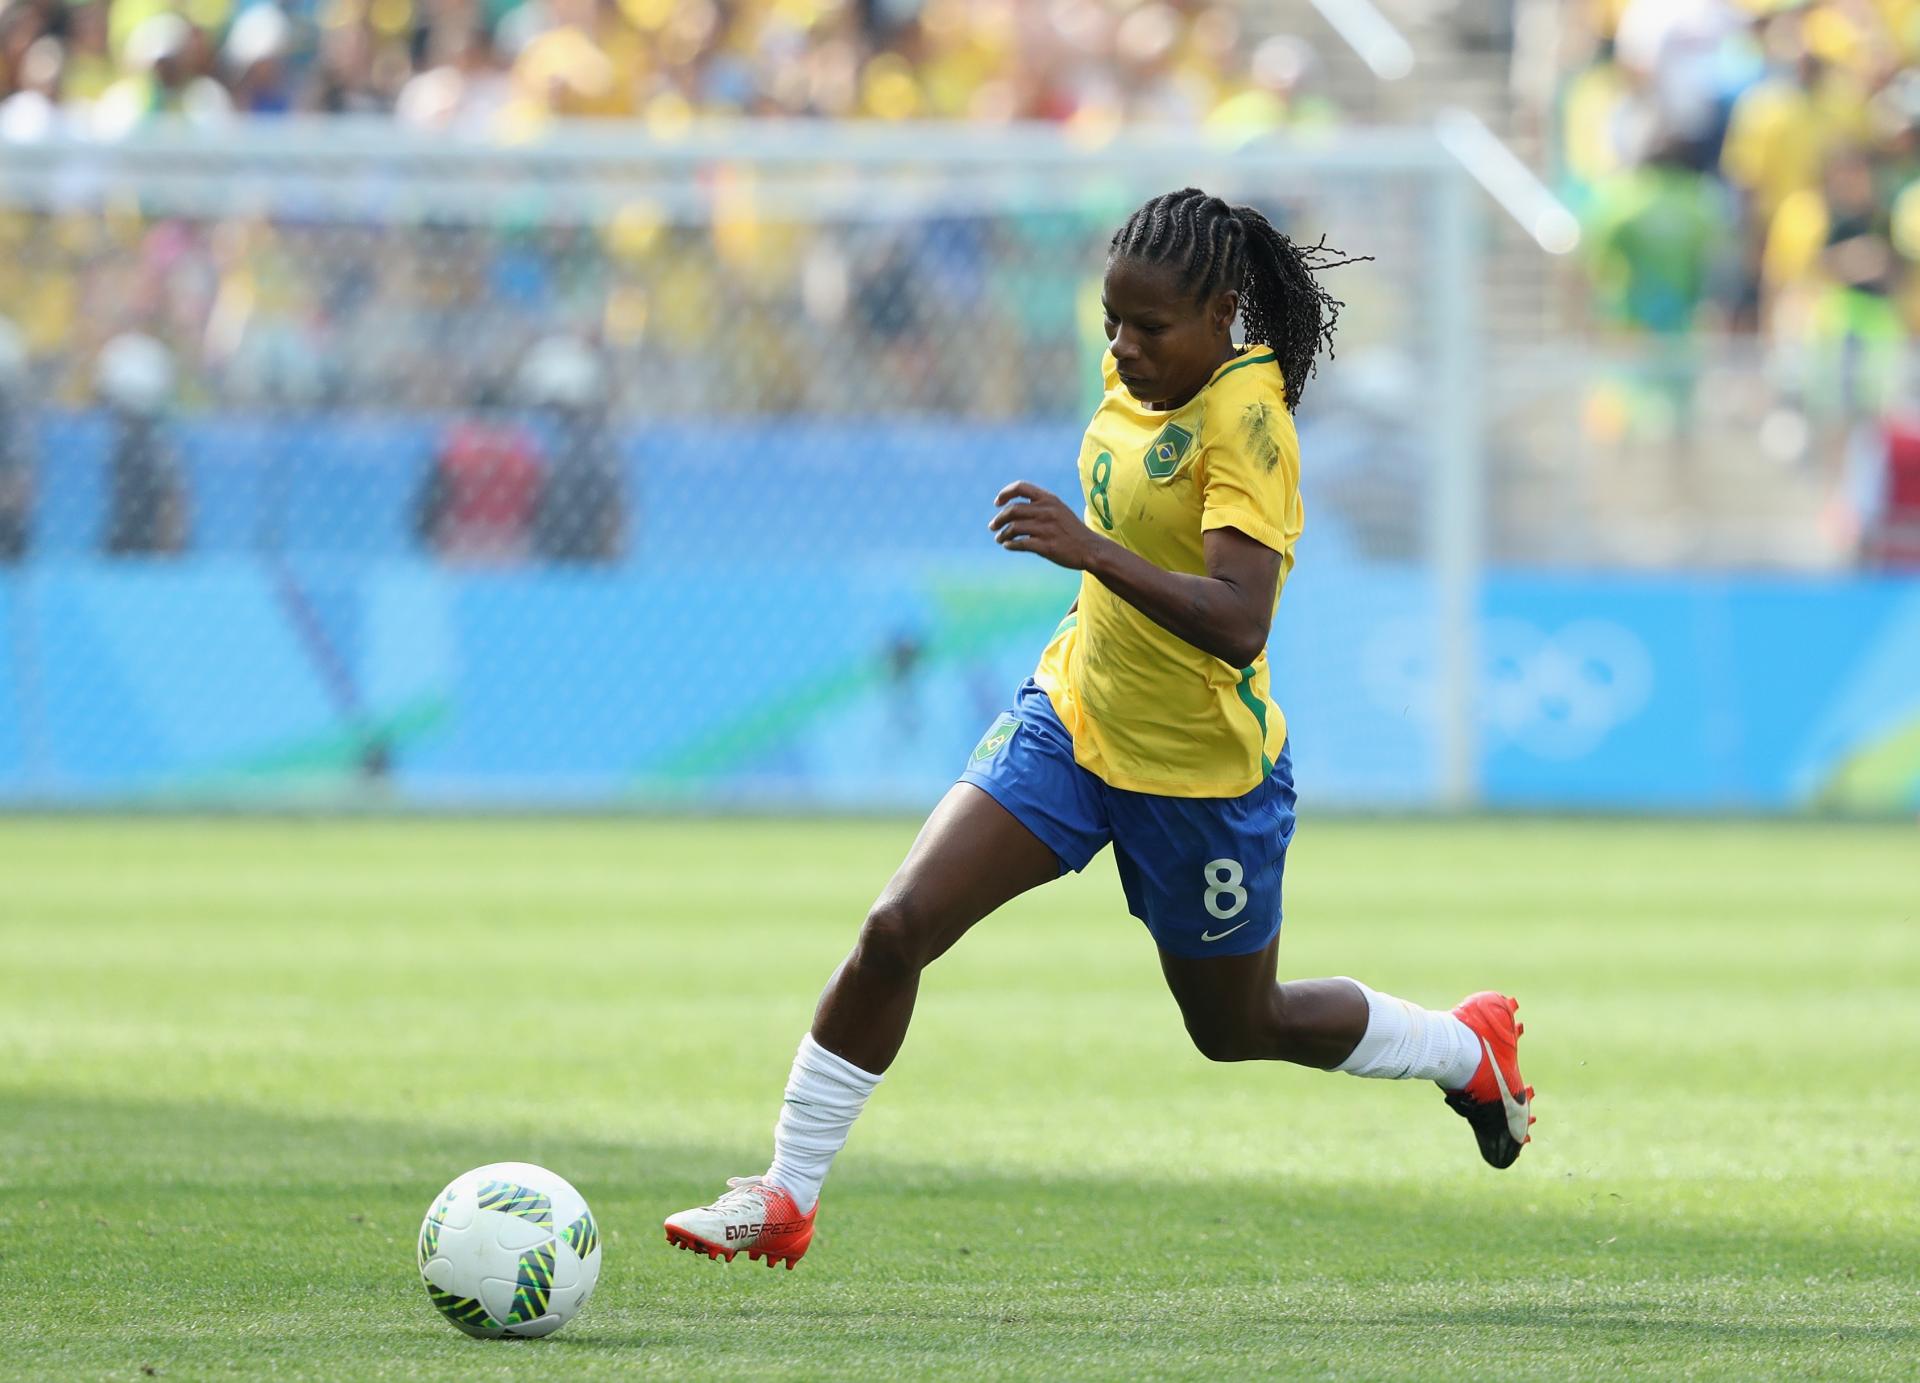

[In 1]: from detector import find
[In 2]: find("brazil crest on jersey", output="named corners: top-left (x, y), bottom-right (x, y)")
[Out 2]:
top-left (1033, 346), bottom-right (1302, 798)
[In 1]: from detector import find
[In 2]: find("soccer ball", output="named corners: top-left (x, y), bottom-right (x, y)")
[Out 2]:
top-left (417, 1162), bottom-right (602, 1338)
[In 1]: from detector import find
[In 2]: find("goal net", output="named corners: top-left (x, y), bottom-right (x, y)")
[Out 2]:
top-left (0, 122), bottom-right (1482, 808)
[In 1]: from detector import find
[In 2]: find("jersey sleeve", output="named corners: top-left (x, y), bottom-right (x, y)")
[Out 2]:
top-left (1199, 387), bottom-right (1301, 557)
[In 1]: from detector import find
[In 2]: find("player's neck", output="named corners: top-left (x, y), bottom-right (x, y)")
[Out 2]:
top-left (1151, 342), bottom-right (1244, 413)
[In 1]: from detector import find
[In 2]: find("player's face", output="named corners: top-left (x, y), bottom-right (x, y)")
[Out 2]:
top-left (1102, 256), bottom-right (1238, 410)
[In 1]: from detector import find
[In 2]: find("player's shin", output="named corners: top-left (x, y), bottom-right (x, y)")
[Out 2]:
top-left (764, 1032), bottom-right (884, 1212)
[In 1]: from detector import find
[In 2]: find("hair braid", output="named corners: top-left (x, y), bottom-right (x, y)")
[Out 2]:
top-left (1109, 188), bottom-right (1368, 410)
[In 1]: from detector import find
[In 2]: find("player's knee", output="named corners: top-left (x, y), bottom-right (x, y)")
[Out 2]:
top-left (1182, 993), bottom-right (1291, 1062)
top-left (850, 895), bottom-right (931, 983)
top-left (1183, 1019), bottom-right (1265, 1063)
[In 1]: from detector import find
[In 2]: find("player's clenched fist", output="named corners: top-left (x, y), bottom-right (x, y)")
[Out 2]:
top-left (989, 481), bottom-right (1101, 570)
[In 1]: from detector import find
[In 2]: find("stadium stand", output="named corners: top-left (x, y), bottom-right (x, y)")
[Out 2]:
top-left (2, 0), bottom-right (1917, 569)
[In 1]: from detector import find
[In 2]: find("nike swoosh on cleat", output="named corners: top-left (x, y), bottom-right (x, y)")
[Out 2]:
top-left (1483, 1037), bottom-right (1530, 1145)
top-left (1199, 919), bottom-right (1252, 943)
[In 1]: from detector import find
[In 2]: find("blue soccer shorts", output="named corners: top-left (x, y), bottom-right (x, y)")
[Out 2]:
top-left (958, 679), bottom-right (1297, 959)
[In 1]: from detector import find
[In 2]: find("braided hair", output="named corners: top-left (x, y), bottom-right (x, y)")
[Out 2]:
top-left (1109, 187), bottom-right (1366, 411)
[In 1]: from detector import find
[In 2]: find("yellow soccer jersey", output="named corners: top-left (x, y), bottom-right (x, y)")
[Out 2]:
top-left (1033, 345), bottom-right (1302, 798)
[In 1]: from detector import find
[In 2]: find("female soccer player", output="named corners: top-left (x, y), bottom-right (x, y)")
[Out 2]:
top-left (665, 188), bottom-right (1533, 1270)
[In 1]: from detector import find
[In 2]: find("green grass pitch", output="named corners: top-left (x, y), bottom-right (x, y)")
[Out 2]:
top-left (3, 816), bottom-right (1916, 1380)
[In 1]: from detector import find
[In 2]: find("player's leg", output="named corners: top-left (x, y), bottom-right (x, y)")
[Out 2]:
top-left (808, 782), bottom-right (1061, 1075)
top-left (1116, 747), bottom-right (1533, 1166)
top-left (1157, 940), bottom-right (1476, 1078)
top-left (665, 785), bottom-right (1063, 1267)
top-left (1107, 749), bottom-right (1340, 1060)
top-left (1156, 936), bottom-right (1370, 1067)
top-left (751, 781), bottom-right (1069, 1220)
top-left (1158, 943), bottom-right (1533, 1167)
top-left (667, 681), bottom-right (1110, 1264)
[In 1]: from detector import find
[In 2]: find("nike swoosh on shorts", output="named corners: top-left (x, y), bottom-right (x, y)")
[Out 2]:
top-left (1199, 918), bottom-right (1252, 943)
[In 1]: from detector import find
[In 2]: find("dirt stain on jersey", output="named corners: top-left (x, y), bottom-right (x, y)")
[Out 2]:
top-left (1240, 401), bottom-right (1282, 471)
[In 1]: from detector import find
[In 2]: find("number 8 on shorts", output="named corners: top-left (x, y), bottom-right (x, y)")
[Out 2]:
top-left (1203, 858), bottom-right (1247, 920)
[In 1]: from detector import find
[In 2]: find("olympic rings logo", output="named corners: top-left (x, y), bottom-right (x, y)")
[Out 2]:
top-left (1360, 617), bottom-right (1656, 760)
top-left (1480, 618), bottom-right (1655, 760)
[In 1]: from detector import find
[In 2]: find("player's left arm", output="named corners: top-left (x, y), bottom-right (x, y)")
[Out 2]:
top-left (989, 481), bottom-right (1279, 668)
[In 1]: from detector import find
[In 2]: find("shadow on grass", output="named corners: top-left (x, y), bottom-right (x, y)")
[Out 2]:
top-left (5, 1090), bottom-right (1915, 1371)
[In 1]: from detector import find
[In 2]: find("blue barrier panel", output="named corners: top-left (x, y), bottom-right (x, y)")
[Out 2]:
top-left (0, 581), bottom-right (21, 780)
top-left (27, 412), bottom-right (1088, 561)
top-left (1479, 575), bottom-right (1920, 812)
top-left (5, 556), bottom-right (1915, 810)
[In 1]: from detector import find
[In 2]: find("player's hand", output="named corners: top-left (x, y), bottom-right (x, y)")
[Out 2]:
top-left (989, 481), bottom-right (1101, 571)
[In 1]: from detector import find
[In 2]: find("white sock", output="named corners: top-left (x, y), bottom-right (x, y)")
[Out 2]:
top-left (1332, 979), bottom-right (1483, 1089)
top-left (764, 1033), bottom-right (883, 1213)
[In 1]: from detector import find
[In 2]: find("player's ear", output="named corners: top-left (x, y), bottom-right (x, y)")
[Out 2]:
top-left (1213, 288), bottom-right (1239, 336)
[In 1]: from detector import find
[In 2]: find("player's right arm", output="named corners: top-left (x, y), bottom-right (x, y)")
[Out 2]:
top-left (988, 481), bottom-right (1279, 668)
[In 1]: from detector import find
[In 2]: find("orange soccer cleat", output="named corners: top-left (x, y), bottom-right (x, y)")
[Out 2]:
top-left (1443, 991), bottom-right (1535, 1169)
top-left (663, 1176), bottom-right (816, 1270)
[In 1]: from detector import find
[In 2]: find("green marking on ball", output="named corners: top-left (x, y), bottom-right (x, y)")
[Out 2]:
top-left (475, 1180), bottom-right (553, 1226)
top-left (418, 1191), bottom-right (455, 1268)
top-left (427, 1286), bottom-right (499, 1331)
top-left (507, 1242), bottom-right (557, 1324)
top-left (562, 1209), bottom-right (598, 1259)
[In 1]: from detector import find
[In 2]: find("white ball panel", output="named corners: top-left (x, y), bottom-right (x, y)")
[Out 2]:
top-left (477, 1274), bottom-right (519, 1327)
top-left (506, 1312), bottom-right (565, 1338)
top-left (488, 1211), bottom-right (553, 1253)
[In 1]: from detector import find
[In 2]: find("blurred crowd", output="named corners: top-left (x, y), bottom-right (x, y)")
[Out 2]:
top-left (0, 199), bottom-right (1175, 563)
top-left (1558, 0), bottom-right (1920, 421)
top-left (0, 0), bottom-right (1349, 429)
top-left (0, 202), bottom-right (1126, 419)
top-left (0, 0), bottom-right (1339, 137)
top-left (1551, 0), bottom-right (1920, 560)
